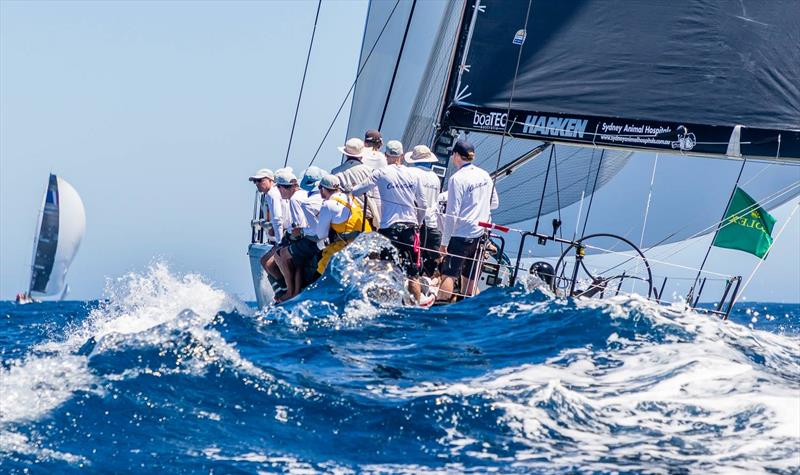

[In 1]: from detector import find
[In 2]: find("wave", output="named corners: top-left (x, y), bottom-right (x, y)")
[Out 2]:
top-left (1, 260), bottom-right (798, 473)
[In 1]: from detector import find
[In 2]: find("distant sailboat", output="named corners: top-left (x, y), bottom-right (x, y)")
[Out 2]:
top-left (17, 174), bottom-right (86, 304)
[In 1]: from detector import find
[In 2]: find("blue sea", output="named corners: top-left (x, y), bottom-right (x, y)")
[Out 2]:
top-left (2, 249), bottom-right (799, 473)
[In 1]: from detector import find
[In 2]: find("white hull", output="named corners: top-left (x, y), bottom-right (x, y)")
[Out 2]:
top-left (248, 243), bottom-right (274, 309)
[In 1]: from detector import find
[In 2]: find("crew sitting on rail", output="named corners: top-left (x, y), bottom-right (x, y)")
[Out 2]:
top-left (314, 174), bottom-right (372, 274)
top-left (352, 140), bottom-right (434, 307)
top-left (274, 167), bottom-right (327, 302)
top-left (404, 145), bottom-right (443, 282)
top-left (438, 139), bottom-right (499, 301)
top-left (332, 137), bottom-right (382, 228)
top-left (250, 167), bottom-right (291, 297)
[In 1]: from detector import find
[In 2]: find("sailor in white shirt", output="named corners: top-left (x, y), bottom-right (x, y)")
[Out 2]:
top-left (274, 167), bottom-right (327, 302)
top-left (332, 137), bottom-right (382, 227)
top-left (351, 140), bottom-right (433, 307)
top-left (248, 168), bottom-right (284, 242)
top-left (314, 174), bottom-right (372, 274)
top-left (404, 145), bottom-right (443, 278)
top-left (249, 168), bottom-right (289, 298)
top-left (362, 129), bottom-right (388, 169)
top-left (438, 140), bottom-right (499, 300)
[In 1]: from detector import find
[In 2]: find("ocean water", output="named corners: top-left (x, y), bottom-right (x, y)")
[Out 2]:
top-left (1, 246), bottom-right (799, 473)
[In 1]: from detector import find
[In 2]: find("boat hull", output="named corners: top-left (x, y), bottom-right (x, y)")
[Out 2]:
top-left (247, 243), bottom-right (274, 308)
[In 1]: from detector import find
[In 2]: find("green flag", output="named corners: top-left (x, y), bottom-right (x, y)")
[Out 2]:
top-left (712, 186), bottom-right (776, 259)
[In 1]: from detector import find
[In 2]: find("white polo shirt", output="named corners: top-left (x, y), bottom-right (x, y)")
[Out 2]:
top-left (261, 186), bottom-right (286, 239)
top-left (351, 164), bottom-right (427, 229)
top-left (441, 163), bottom-right (499, 246)
top-left (406, 165), bottom-right (441, 230)
top-left (315, 192), bottom-right (351, 241)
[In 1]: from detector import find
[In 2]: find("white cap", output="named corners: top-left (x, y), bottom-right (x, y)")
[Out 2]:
top-left (249, 168), bottom-right (275, 181)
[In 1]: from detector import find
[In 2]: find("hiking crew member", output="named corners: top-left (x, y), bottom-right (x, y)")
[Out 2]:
top-left (315, 175), bottom-right (372, 274)
top-left (332, 137), bottom-right (382, 228)
top-left (404, 145), bottom-right (442, 279)
top-left (362, 129), bottom-right (388, 169)
top-left (249, 168), bottom-right (284, 242)
top-left (438, 140), bottom-right (499, 301)
top-left (352, 140), bottom-right (434, 307)
top-left (274, 167), bottom-right (326, 302)
top-left (250, 168), bottom-right (290, 297)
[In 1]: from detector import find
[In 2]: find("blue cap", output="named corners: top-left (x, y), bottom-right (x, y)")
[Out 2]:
top-left (300, 166), bottom-right (327, 191)
top-left (452, 140), bottom-right (475, 159)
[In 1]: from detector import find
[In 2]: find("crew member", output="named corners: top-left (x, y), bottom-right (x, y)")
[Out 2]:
top-left (404, 145), bottom-right (442, 280)
top-left (438, 140), bottom-right (499, 301)
top-left (352, 140), bottom-right (433, 307)
top-left (332, 137), bottom-right (382, 228)
top-left (270, 167), bottom-right (318, 301)
top-left (315, 174), bottom-right (372, 274)
top-left (362, 129), bottom-right (387, 169)
top-left (249, 168), bottom-right (288, 297)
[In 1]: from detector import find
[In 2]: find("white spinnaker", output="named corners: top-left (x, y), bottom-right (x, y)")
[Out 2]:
top-left (30, 176), bottom-right (86, 297)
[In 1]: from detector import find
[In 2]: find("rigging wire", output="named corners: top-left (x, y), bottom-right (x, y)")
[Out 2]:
top-left (578, 149), bottom-right (604, 238)
top-left (736, 200), bottom-right (799, 300)
top-left (378, 0), bottom-right (417, 131)
top-left (687, 158), bottom-right (748, 301)
top-left (489, 0), bottom-right (533, 201)
top-left (597, 179), bottom-right (800, 279)
top-left (284, 0), bottom-right (322, 168)
top-left (631, 153), bottom-right (659, 293)
top-left (307, 0), bottom-right (402, 167)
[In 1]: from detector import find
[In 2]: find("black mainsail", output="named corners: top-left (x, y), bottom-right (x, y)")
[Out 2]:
top-left (443, 0), bottom-right (800, 161)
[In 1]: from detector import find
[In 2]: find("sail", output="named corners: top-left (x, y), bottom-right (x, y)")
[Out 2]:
top-left (28, 175), bottom-right (86, 297)
top-left (346, 0), bottom-right (458, 146)
top-left (443, 0), bottom-right (800, 160)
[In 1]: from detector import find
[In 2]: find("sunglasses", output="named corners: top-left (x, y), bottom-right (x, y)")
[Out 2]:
top-left (277, 183), bottom-right (294, 189)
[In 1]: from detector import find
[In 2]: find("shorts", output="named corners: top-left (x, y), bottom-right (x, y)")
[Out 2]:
top-left (378, 223), bottom-right (421, 277)
top-left (419, 225), bottom-right (442, 277)
top-left (288, 236), bottom-right (320, 263)
top-left (441, 236), bottom-right (481, 279)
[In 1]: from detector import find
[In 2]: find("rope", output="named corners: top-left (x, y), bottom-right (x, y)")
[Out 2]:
top-left (284, 0), bottom-right (322, 168)
top-left (308, 0), bottom-right (402, 166)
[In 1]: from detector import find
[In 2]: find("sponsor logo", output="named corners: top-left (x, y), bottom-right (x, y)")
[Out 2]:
top-left (522, 115), bottom-right (588, 138)
top-left (671, 125), bottom-right (696, 151)
top-left (386, 182), bottom-right (415, 190)
top-left (467, 180), bottom-right (490, 193)
top-left (513, 29), bottom-right (526, 45)
top-left (473, 111), bottom-right (508, 131)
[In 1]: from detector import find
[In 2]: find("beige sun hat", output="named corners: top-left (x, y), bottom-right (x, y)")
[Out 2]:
top-left (404, 145), bottom-right (438, 164)
top-left (337, 137), bottom-right (365, 158)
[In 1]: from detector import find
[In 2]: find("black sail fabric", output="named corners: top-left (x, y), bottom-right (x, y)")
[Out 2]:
top-left (29, 174), bottom-right (60, 294)
top-left (445, 0), bottom-right (800, 160)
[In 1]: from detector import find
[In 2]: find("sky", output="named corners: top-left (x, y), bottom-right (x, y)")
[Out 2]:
top-left (1, 0), bottom-right (798, 303)
top-left (1, 0), bottom-right (369, 300)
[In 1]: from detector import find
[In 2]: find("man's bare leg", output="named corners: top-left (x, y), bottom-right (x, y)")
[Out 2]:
top-left (275, 249), bottom-right (295, 300)
top-left (408, 278), bottom-right (422, 303)
top-left (437, 276), bottom-right (456, 301)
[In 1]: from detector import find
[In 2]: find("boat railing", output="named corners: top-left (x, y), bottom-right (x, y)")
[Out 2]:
top-left (250, 190), bottom-right (266, 245)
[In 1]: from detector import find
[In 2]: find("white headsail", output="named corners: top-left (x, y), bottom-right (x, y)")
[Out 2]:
top-left (28, 174), bottom-right (86, 298)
